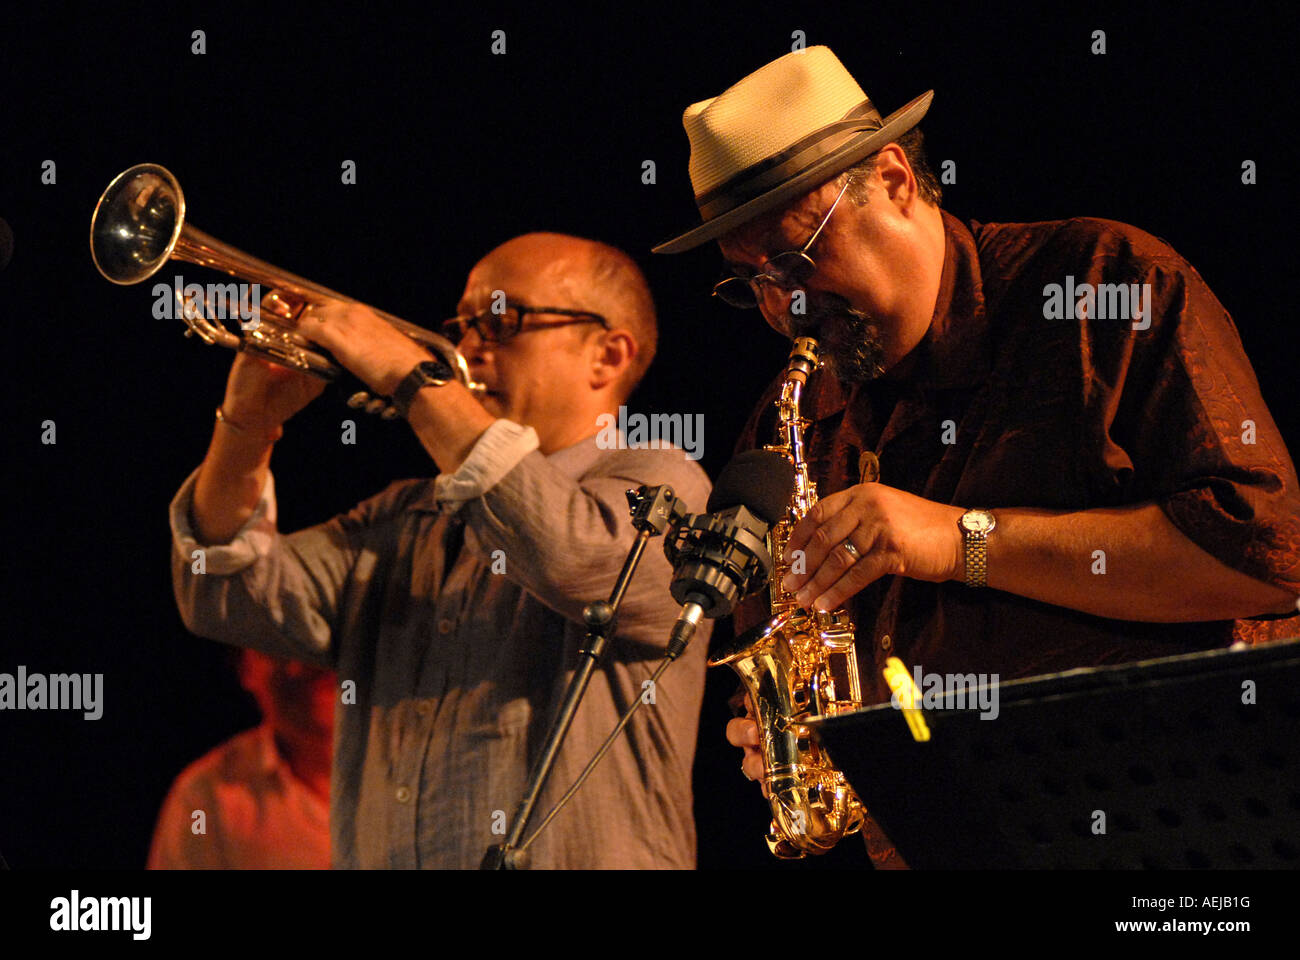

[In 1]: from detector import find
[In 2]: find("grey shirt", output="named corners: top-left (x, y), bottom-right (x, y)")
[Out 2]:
top-left (170, 420), bottom-right (712, 869)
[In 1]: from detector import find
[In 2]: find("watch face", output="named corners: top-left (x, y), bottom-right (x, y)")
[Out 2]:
top-left (418, 359), bottom-right (453, 382)
top-left (961, 509), bottom-right (996, 534)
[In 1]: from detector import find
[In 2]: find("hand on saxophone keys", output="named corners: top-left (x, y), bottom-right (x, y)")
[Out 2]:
top-left (779, 482), bottom-right (968, 612)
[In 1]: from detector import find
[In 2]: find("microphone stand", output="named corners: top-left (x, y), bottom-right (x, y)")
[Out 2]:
top-left (480, 484), bottom-right (684, 870)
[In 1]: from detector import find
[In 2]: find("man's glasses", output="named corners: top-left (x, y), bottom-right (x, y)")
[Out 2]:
top-left (442, 300), bottom-right (610, 344)
top-left (712, 178), bottom-right (852, 309)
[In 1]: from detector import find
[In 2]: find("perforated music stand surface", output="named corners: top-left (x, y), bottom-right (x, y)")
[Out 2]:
top-left (810, 638), bottom-right (1300, 869)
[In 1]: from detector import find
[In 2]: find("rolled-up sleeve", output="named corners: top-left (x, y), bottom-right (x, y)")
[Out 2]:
top-left (440, 427), bottom-right (713, 646)
top-left (431, 419), bottom-right (539, 509)
top-left (1081, 244), bottom-right (1300, 596)
top-left (169, 468), bottom-right (279, 575)
top-left (169, 467), bottom-right (374, 666)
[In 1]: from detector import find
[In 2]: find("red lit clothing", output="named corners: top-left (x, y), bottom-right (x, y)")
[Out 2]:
top-left (147, 722), bottom-right (329, 869)
top-left (733, 210), bottom-right (1300, 867)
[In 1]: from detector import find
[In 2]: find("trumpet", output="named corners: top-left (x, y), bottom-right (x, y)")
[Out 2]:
top-left (90, 163), bottom-right (483, 418)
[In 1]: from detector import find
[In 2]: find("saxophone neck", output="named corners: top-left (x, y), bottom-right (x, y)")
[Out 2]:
top-left (766, 337), bottom-right (821, 612)
top-left (775, 337), bottom-right (819, 512)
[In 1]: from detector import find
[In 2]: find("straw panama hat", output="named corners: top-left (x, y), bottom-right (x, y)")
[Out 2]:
top-left (654, 46), bottom-right (933, 254)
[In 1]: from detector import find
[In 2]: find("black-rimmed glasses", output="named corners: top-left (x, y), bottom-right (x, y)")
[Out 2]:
top-left (442, 300), bottom-right (610, 343)
top-left (712, 178), bottom-right (852, 309)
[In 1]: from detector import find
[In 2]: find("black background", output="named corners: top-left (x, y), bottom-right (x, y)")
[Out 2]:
top-left (1, 2), bottom-right (1297, 871)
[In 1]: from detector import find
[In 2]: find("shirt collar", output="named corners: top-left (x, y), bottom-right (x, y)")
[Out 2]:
top-left (912, 209), bottom-right (992, 391)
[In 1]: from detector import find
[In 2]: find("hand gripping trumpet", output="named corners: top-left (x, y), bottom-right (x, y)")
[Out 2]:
top-left (90, 163), bottom-right (483, 418)
top-left (709, 336), bottom-right (866, 857)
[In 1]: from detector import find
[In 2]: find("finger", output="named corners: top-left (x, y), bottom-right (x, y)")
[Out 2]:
top-left (783, 485), bottom-right (857, 559)
top-left (259, 289), bottom-right (297, 320)
top-left (297, 304), bottom-right (330, 326)
top-left (782, 501), bottom-right (863, 594)
top-left (249, 353), bottom-right (299, 376)
top-left (256, 356), bottom-right (320, 386)
top-left (295, 305), bottom-right (342, 348)
top-left (809, 545), bottom-right (901, 612)
top-left (742, 751), bottom-right (765, 783)
top-left (298, 374), bottom-right (329, 400)
top-left (725, 716), bottom-right (759, 748)
top-left (791, 517), bottom-right (879, 609)
top-left (229, 351), bottom-right (286, 384)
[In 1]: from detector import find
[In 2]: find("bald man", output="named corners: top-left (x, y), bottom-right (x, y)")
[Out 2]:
top-left (170, 233), bottom-right (712, 869)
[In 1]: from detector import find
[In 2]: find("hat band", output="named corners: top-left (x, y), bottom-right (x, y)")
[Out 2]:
top-left (694, 100), bottom-right (880, 220)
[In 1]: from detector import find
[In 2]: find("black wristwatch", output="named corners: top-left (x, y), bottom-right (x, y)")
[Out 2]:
top-left (390, 358), bottom-right (454, 418)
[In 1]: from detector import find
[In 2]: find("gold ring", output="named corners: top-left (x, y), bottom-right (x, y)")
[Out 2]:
top-left (841, 540), bottom-right (861, 562)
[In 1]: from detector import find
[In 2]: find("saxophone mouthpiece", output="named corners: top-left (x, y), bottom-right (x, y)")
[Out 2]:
top-left (785, 337), bottom-right (820, 385)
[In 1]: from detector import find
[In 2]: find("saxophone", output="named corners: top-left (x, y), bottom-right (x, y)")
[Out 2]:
top-left (709, 336), bottom-right (867, 858)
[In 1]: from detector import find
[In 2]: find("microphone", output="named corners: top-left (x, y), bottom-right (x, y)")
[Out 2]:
top-left (706, 448), bottom-right (795, 519)
top-left (663, 449), bottom-right (794, 653)
top-left (0, 219), bottom-right (12, 272)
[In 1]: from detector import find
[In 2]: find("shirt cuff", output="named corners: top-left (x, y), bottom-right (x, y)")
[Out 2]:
top-left (432, 419), bottom-right (539, 512)
top-left (169, 466), bottom-right (278, 575)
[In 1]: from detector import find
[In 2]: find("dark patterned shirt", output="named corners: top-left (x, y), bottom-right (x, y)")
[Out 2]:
top-left (732, 210), bottom-right (1300, 866)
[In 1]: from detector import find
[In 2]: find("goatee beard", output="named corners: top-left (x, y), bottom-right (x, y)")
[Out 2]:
top-left (789, 299), bottom-right (886, 384)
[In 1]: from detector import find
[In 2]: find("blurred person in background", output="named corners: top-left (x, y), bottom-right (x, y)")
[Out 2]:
top-left (147, 649), bottom-right (334, 869)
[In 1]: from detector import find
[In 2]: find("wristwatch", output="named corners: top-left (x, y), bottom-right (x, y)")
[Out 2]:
top-left (958, 508), bottom-right (997, 588)
top-left (390, 358), bottom-right (454, 418)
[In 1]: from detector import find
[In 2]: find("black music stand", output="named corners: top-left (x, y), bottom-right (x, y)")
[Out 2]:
top-left (811, 638), bottom-right (1300, 869)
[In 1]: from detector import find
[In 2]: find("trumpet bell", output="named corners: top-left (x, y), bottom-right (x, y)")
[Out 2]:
top-left (90, 164), bottom-right (186, 285)
top-left (89, 162), bottom-right (485, 408)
